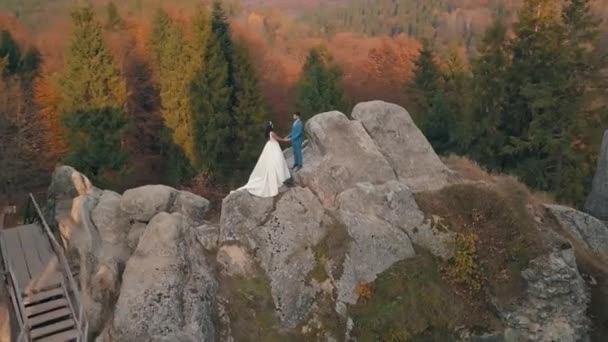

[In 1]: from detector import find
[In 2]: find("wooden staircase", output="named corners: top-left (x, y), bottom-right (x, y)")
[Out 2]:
top-left (1, 194), bottom-right (87, 342)
top-left (24, 286), bottom-right (79, 341)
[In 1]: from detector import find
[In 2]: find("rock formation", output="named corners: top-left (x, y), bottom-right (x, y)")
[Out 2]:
top-left (47, 166), bottom-right (213, 339)
top-left (546, 204), bottom-right (608, 257)
top-left (585, 130), bottom-right (608, 221)
top-left (45, 101), bottom-right (601, 342)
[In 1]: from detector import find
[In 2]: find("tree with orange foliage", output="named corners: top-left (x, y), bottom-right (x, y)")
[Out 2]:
top-left (34, 61), bottom-right (67, 158)
top-left (365, 35), bottom-right (421, 106)
top-left (0, 63), bottom-right (47, 196)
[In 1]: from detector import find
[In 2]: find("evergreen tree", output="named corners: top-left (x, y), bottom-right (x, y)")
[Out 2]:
top-left (468, 19), bottom-right (510, 168)
top-left (423, 93), bottom-right (454, 154)
top-left (192, 1), bottom-right (233, 176)
top-left (58, 6), bottom-right (128, 182)
top-left (151, 7), bottom-right (210, 183)
top-left (501, 0), bottom-right (571, 198)
top-left (441, 46), bottom-right (471, 153)
top-left (105, 1), bottom-right (126, 31)
top-left (191, 1), bottom-right (267, 182)
top-left (409, 43), bottom-right (441, 119)
top-left (494, 0), bottom-right (605, 203)
top-left (294, 46), bottom-right (348, 120)
top-left (60, 6), bottom-right (126, 113)
top-left (62, 107), bottom-right (127, 182)
top-left (20, 48), bottom-right (40, 79)
top-left (232, 41), bottom-right (267, 178)
top-left (409, 43), bottom-right (459, 151)
top-left (0, 30), bottom-right (21, 76)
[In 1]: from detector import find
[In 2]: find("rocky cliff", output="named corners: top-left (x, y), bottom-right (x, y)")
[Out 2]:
top-left (46, 101), bottom-right (608, 342)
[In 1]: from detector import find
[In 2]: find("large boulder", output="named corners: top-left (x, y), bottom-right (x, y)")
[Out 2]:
top-left (505, 248), bottom-right (589, 342)
top-left (219, 187), bottom-right (328, 328)
top-left (219, 190), bottom-right (274, 246)
top-left (545, 204), bottom-right (608, 256)
top-left (120, 185), bottom-right (177, 222)
top-left (585, 130), bottom-right (608, 221)
top-left (110, 212), bottom-right (217, 341)
top-left (295, 111), bottom-right (396, 208)
top-left (252, 187), bottom-right (328, 327)
top-left (335, 181), bottom-right (455, 259)
top-left (352, 101), bottom-right (451, 192)
top-left (47, 166), bottom-right (213, 339)
top-left (91, 191), bottom-right (131, 260)
top-left (334, 184), bottom-right (416, 313)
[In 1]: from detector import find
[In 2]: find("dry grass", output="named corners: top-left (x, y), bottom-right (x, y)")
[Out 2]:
top-left (415, 181), bottom-right (548, 309)
top-left (349, 249), bottom-right (502, 341)
top-left (443, 155), bottom-right (557, 206)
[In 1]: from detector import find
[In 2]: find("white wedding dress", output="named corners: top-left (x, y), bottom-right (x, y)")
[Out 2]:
top-left (236, 132), bottom-right (291, 197)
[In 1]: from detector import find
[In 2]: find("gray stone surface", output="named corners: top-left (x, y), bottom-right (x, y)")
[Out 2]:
top-left (48, 165), bottom-right (95, 200)
top-left (352, 101), bottom-right (451, 192)
top-left (127, 222), bottom-right (146, 251)
top-left (585, 130), bottom-right (608, 220)
top-left (120, 185), bottom-right (177, 222)
top-left (545, 204), bottom-right (608, 256)
top-left (219, 189), bottom-right (274, 246)
top-left (337, 181), bottom-right (455, 259)
top-left (216, 244), bottom-right (255, 277)
top-left (506, 248), bottom-right (589, 342)
top-left (335, 185), bottom-right (417, 314)
top-left (253, 187), bottom-right (328, 327)
top-left (171, 191), bottom-right (211, 226)
top-left (194, 223), bottom-right (220, 252)
top-left (110, 213), bottom-right (217, 341)
top-left (295, 111), bottom-right (396, 208)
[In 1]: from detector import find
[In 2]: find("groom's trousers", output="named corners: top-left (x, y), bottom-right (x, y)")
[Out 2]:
top-left (293, 140), bottom-right (303, 167)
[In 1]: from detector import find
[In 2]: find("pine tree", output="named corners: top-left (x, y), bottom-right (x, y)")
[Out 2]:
top-left (60, 6), bottom-right (127, 113)
top-left (62, 107), bottom-right (127, 182)
top-left (295, 46), bottom-right (348, 120)
top-left (409, 43), bottom-right (459, 152)
top-left (192, 1), bottom-right (233, 176)
top-left (0, 30), bottom-right (21, 76)
top-left (150, 7), bottom-right (210, 182)
top-left (441, 46), bottom-right (471, 153)
top-left (409, 42), bottom-right (441, 121)
top-left (423, 93), bottom-right (454, 153)
top-left (499, 0), bottom-right (604, 203)
top-left (58, 6), bottom-right (128, 182)
top-left (191, 1), bottom-right (268, 182)
top-left (468, 18), bottom-right (510, 168)
top-left (232, 41), bottom-right (267, 178)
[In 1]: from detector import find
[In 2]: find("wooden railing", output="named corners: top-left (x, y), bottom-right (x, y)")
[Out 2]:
top-left (29, 193), bottom-right (88, 341)
top-left (0, 230), bottom-right (30, 342)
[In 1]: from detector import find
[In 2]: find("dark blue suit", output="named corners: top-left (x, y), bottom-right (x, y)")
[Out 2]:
top-left (289, 119), bottom-right (304, 168)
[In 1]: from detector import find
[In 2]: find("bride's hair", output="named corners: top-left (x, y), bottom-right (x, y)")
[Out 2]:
top-left (265, 121), bottom-right (274, 138)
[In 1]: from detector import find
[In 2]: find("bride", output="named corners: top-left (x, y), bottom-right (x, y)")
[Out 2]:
top-left (236, 121), bottom-right (291, 197)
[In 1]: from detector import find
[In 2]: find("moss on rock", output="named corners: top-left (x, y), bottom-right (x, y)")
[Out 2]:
top-left (349, 249), bottom-right (501, 341)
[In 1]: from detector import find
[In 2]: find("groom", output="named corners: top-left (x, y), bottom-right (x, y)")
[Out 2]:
top-left (285, 112), bottom-right (304, 171)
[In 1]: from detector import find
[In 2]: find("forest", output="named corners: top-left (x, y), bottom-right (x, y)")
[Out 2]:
top-left (0, 0), bottom-right (607, 208)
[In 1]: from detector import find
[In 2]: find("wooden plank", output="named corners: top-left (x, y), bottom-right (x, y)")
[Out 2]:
top-left (26, 298), bottom-right (69, 318)
top-left (19, 225), bottom-right (46, 282)
top-left (24, 288), bottom-right (64, 306)
top-left (3, 228), bottom-right (31, 289)
top-left (35, 328), bottom-right (79, 342)
top-left (30, 319), bottom-right (75, 339)
top-left (32, 223), bottom-right (54, 265)
top-left (29, 308), bottom-right (71, 327)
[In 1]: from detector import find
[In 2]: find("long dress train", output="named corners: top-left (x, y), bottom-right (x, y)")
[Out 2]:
top-left (237, 133), bottom-right (291, 197)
